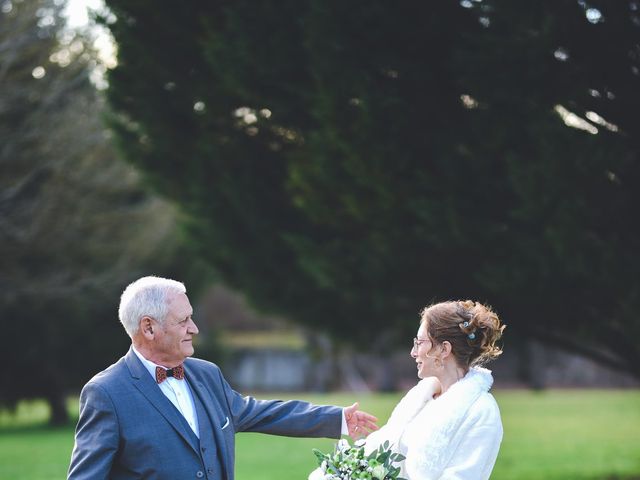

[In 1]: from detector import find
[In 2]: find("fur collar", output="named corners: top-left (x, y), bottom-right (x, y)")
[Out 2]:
top-left (404, 367), bottom-right (494, 475)
top-left (365, 367), bottom-right (494, 478)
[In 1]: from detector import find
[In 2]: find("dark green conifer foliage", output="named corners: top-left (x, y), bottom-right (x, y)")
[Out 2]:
top-left (103, 0), bottom-right (640, 376)
top-left (0, 0), bottom-right (182, 422)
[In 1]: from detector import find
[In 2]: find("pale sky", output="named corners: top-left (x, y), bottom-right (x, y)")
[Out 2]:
top-left (63, 0), bottom-right (104, 28)
top-left (62, 0), bottom-right (116, 76)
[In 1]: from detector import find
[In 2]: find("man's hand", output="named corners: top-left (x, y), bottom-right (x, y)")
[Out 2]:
top-left (344, 402), bottom-right (378, 439)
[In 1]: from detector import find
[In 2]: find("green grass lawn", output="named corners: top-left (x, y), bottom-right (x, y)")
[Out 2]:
top-left (1, 390), bottom-right (639, 479)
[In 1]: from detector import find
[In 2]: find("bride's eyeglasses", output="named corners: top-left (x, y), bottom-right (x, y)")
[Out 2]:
top-left (413, 337), bottom-right (428, 349)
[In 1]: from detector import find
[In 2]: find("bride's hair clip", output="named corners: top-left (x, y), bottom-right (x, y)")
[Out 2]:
top-left (462, 321), bottom-right (476, 340)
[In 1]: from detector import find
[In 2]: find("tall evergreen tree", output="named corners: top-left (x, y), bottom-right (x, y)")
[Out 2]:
top-left (0, 0), bottom-right (181, 423)
top-left (103, 0), bottom-right (640, 376)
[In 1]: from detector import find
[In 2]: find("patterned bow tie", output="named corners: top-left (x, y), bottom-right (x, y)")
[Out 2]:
top-left (155, 365), bottom-right (185, 383)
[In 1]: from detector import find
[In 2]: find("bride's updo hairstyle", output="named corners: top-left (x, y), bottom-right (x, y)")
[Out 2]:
top-left (420, 300), bottom-right (505, 368)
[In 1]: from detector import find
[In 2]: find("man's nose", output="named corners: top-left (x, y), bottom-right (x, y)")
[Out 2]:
top-left (188, 318), bottom-right (199, 334)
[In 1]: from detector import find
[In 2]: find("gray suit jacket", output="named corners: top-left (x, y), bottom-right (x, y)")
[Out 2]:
top-left (68, 348), bottom-right (342, 480)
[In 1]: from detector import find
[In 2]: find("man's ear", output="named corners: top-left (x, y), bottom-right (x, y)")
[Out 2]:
top-left (140, 316), bottom-right (155, 339)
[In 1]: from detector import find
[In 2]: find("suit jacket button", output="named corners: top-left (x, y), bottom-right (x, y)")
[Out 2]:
top-left (196, 471), bottom-right (204, 478)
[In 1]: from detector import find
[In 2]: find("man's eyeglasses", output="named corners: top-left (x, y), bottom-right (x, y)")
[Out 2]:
top-left (413, 337), bottom-right (428, 349)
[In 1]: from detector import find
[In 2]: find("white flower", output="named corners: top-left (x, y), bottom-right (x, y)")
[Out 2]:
top-left (337, 439), bottom-right (350, 451)
top-left (372, 465), bottom-right (387, 480)
top-left (312, 438), bottom-right (404, 480)
top-left (308, 468), bottom-right (325, 480)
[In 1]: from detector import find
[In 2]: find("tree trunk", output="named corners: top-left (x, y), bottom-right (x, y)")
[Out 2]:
top-left (338, 350), bottom-right (371, 393)
top-left (306, 332), bottom-right (338, 392)
top-left (47, 392), bottom-right (69, 426)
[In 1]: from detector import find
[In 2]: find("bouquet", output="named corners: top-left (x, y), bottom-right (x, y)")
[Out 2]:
top-left (310, 439), bottom-right (406, 480)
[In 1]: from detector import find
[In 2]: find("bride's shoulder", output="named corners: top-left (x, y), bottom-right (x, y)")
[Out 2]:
top-left (465, 392), bottom-right (502, 425)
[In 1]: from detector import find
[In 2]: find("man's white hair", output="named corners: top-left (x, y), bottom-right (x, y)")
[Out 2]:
top-left (118, 276), bottom-right (186, 337)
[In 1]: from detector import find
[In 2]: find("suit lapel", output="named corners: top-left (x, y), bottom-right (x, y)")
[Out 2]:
top-left (124, 348), bottom-right (199, 454)
top-left (186, 363), bottom-right (232, 480)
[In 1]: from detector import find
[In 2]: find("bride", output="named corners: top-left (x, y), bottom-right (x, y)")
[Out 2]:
top-left (314, 300), bottom-right (505, 480)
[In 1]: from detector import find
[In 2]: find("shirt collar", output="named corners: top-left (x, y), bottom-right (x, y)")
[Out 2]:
top-left (132, 345), bottom-right (169, 380)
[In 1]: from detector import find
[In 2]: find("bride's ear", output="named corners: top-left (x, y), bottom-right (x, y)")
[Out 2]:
top-left (440, 341), bottom-right (453, 359)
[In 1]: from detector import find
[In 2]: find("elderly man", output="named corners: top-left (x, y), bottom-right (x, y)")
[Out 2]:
top-left (68, 276), bottom-right (377, 480)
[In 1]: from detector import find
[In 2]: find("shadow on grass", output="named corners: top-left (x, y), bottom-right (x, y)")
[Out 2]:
top-left (595, 477), bottom-right (640, 480)
top-left (0, 421), bottom-right (76, 435)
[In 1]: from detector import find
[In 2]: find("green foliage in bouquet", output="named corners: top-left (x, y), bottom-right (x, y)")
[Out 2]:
top-left (312, 439), bottom-right (406, 480)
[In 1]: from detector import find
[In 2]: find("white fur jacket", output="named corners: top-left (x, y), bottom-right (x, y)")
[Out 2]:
top-left (364, 367), bottom-right (503, 480)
